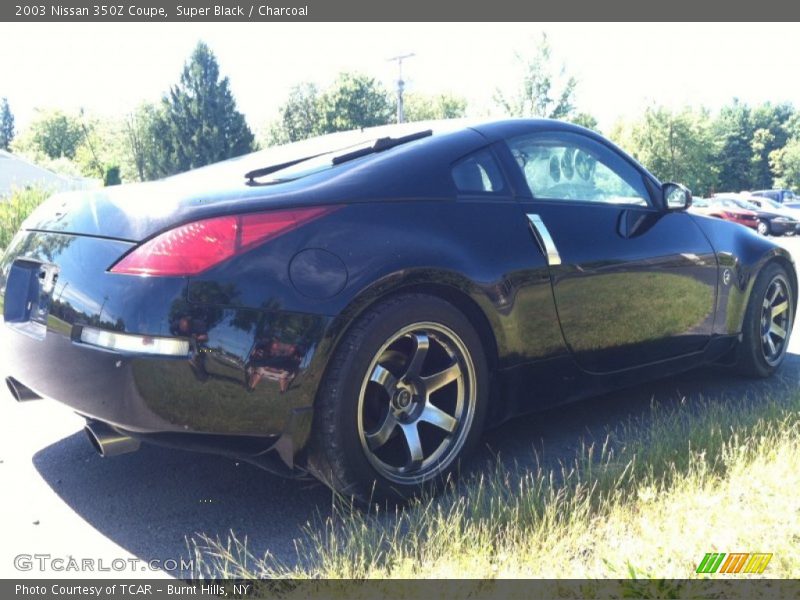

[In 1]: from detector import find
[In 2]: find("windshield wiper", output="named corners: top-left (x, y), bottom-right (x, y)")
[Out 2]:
top-left (245, 153), bottom-right (326, 184)
top-left (244, 129), bottom-right (433, 184)
top-left (331, 130), bottom-right (433, 165)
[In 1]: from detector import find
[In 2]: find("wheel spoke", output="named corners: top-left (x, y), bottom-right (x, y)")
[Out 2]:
top-left (772, 300), bottom-right (789, 317)
top-left (770, 322), bottom-right (787, 340)
top-left (404, 333), bottom-right (430, 378)
top-left (369, 364), bottom-right (398, 396)
top-left (400, 423), bottom-right (424, 469)
top-left (769, 284), bottom-right (781, 304)
top-left (421, 361), bottom-right (461, 394)
top-left (419, 402), bottom-right (458, 433)
top-left (764, 334), bottom-right (777, 356)
top-left (365, 411), bottom-right (398, 450)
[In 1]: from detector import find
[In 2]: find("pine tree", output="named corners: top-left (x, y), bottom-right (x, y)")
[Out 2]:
top-left (0, 97), bottom-right (15, 151)
top-left (161, 42), bottom-right (254, 174)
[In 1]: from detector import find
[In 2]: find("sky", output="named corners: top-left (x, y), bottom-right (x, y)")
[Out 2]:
top-left (1, 22), bottom-right (800, 135)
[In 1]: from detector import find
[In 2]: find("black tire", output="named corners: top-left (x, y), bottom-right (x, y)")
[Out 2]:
top-left (305, 293), bottom-right (489, 504)
top-left (756, 220), bottom-right (770, 236)
top-left (735, 262), bottom-right (794, 378)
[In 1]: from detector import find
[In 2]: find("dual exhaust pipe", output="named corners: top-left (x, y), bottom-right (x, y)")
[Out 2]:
top-left (6, 376), bottom-right (141, 458)
top-left (84, 420), bottom-right (141, 457)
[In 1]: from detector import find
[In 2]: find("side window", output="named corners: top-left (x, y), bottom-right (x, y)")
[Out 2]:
top-left (452, 149), bottom-right (505, 194)
top-left (506, 132), bottom-right (650, 207)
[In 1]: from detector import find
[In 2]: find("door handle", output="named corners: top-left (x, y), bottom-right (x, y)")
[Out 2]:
top-left (526, 214), bottom-right (562, 266)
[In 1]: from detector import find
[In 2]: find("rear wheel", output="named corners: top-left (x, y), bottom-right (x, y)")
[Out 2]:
top-left (306, 294), bottom-right (488, 504)
top-left (735, 262), bottom-right (794, 377)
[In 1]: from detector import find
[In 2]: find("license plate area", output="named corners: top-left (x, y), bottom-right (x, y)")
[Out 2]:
top-left (3, 259), bottom-right (59, 340)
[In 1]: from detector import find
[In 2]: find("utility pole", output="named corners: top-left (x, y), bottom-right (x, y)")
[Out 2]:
top-left (388, 53), bottom-right (415, 124)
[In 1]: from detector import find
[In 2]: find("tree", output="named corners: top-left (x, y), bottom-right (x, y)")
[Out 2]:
top-left (267, 82), bottom-right (323, 145)
top-left (403, 92), bottom-right (467, 122)
top-left (124, 103), bottom-right (172, 181)
top-left (159, 41), bottom-right (255, 174)
top-left (770, 139), bottom-right (800, 190)
top-left (612, 105), bottom-right (718, 196)
top-left (494, 33), bottom-right (577, 119)
top-left (12, 109), bottom-right (84, 159)
top-left (569, 112), bottom-right (599, 132)
top-left (263, 72), bottom-right (394, 146)
top-left (712, 99), bottom-right (754, 193)
top-left (0, 97), bottom-right (14, 150)
top-left (318, 72), bottom-right (393, 133)
top-left (748, 102), bottom-right (794, 190)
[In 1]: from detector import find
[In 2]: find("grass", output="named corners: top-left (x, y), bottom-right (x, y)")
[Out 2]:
top-left (190, 380), bottom-right (800, 588)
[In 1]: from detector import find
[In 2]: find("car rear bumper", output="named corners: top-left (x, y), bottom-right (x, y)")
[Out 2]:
top-left (1, 230), bottom-right (330, 464)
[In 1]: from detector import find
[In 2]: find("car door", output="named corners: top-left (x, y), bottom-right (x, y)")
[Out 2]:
top-left (499, 129), bottom-right (719, 373)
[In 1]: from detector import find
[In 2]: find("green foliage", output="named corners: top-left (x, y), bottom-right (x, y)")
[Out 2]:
top-left (771, 137), bottom-right (800, 189)
top-left (495, 33), bottom-right (577, 119)
top-left (569, 111), bottom-right (600, 132)
top-left (748, 102), bottom-right (794, 190)
top-left (266, 82), bottom-right (323, 146)
top-left (12, 108), bottom-right (84, 160)
top-left (403, 92), bottom-right (467, 122)
top-left (0, 97), bottom-right (14, 150)
top-left (264, 72), bottom-right (393, 146)
top-left (611, 105), bottom-right (718, 196)
top-left (157, 41), bottom-right (255, 175)
top-left (712, 99), bottom-right (754, 193)
top-left (123, 102), bottom-right (173, 181)
top-left (0, 187), bottom-right (50, 250)
top-left (318, 72), bottom-right (393, 133)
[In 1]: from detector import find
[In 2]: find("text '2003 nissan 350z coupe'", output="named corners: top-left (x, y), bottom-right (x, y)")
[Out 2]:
top-left (1, 119), bottom-right (796, 503)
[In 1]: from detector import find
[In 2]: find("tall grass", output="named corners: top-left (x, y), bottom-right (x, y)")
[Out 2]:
top-left (0, 186), bottom-right (50, 251)
top-left (191, 382), bottom-right (800, 583)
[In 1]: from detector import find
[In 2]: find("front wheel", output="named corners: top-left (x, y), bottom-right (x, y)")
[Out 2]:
top-left (756, 220), bottom-right (770, 236)
top-left (735, 262), bottom-right (794, 377)
top-left (306, 294), bottom-right (488, 504)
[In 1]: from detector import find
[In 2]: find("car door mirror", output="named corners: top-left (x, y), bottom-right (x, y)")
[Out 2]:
top-left (663, 182), bottom-right (692, 211)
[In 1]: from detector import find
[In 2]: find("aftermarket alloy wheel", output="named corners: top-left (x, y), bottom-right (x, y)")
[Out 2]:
top-left (306, 294), bottom-right (488, 504)
top-left (736, 262), bottom-right (794, 377)
top-left (759, 276), bottom-right (791, 366)
top-left (357, 323), bottom-right (477, 486)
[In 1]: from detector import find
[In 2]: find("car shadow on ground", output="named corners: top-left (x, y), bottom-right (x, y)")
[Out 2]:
top-left (32, 353), bottom-right (800, 576)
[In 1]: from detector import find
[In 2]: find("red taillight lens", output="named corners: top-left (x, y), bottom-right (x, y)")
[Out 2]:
top-left (110, 206), bottom-right (336, 276)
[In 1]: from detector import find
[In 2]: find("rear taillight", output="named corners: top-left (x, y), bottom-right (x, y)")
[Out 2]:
top-left (110, 206), bottom-right (336, 276)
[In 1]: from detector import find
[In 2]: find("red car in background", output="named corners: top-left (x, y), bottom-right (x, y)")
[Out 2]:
top-left (689, 197), bottom-right (759, 230)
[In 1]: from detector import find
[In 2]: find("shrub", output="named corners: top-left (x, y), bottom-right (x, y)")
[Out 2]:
top-left (0, 186), bottom-right (50, 251)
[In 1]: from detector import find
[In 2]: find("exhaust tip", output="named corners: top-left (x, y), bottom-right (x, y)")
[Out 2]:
top-left (84, 420), bottom-right (141, 458)
top-left (6, 377), bottom-right (42, 402)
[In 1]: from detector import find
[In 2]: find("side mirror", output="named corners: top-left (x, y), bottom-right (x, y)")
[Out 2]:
top-left (663, 182), bottom-right (692, 211)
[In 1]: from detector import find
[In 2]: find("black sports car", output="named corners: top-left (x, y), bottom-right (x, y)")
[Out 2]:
top-left (1, 119), bottom-right (795, 502)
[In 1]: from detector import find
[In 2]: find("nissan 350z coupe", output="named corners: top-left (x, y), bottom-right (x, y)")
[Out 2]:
top-left (1, 119), bottom-right (795, 503)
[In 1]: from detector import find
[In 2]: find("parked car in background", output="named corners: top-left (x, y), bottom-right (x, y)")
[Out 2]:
top-left (689, 196), bottom-right (759, 230)
top-left (751, 189), bottom-right (799, 204)
top-left (745, 195), bottom-right (800, 235)
top-left (1, 119), bottom-right (796, 503)
top-left (713, 195), bottom-right (798, 236)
